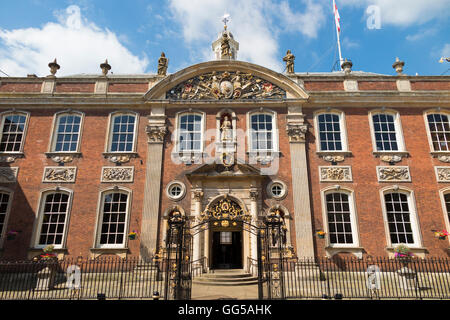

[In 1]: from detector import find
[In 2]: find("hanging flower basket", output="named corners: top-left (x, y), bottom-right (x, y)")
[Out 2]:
top-left (316, 231), bottom-right (326, 239)
top-left (394, 245), bottom-right (413, 264)
top-left (128, 231), bottom-right (137, 240)
top-left (434, 230), bottom-right (449, 240)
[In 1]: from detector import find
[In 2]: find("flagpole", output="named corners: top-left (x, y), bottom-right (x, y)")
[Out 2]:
top-left (333, 0), bottom-right (343, 70)
top-left (336, 22), bottom-right (343, 70)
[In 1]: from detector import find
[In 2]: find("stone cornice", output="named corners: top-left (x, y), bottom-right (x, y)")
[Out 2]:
top-left (307, 91), bottom-right (450, 107)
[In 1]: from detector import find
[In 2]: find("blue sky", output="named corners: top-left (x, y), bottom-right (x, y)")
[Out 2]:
top-left (0, 0), bottom-right (449, 77)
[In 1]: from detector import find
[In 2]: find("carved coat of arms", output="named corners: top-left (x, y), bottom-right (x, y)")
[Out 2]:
top-left (167, 71), bottom-right (286, 100)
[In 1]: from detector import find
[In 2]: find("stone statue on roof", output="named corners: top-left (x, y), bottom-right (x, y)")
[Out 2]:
top-left (283, 50), bottom-right (295, 74)
top-left (157, 52), bottom-right (168, 76)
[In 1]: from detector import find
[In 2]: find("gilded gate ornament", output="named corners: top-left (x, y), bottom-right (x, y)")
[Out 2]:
top-left (166, 71), bottom-right (286, 100)
top-left (198, 196), bottom-right (250, 223)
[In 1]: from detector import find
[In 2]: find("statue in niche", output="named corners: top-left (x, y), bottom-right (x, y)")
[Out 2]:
top-left (220, 115), bottom-right (233, 143)
top-left (157, 52), bottom-right (168, 76)
top-left (221, 33), bottom-right (231, 59)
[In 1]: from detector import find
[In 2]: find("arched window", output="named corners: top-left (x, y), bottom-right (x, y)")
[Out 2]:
top-left (176, 112), bottom-right (203, 152)
top-left (0, 111), bottom-right (29, 153)
top-left (0, 189), bottom-right (13, 248)
top-left (425, 112), bottom-right (450, 152)
top-left (96, 189), bottom-right (131, 248)
top-left (380, 187), bottom-right (422, 247)
top-left (106, 112), bottom-right (138, 153)
top-left (50, 111), bottom-right (83, 152)
top-left (248, 110), bottom-right (278, 153)
top-left (35, 189), bottom-right (73, 249)
top-left (438, 188), bottom-right (450, 243)
top-left (369, 110), bottom-right (406, 152)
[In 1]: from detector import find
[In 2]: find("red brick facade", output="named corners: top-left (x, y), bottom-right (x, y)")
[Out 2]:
top-left (0, 63), bottom-right (449, 261)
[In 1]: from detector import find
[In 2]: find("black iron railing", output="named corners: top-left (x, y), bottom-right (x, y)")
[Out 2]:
top-left (282, 257), bottom-right (450, 300)
top-left (0, 257), bottom-right (165, 300)
top-left (0, 256), bottom-right (449, 300)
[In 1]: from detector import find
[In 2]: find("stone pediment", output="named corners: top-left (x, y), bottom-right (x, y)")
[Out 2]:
top-left (143, 60), bottom-right (309, 100)
top-left (166, 70), bottom-right (286, 100)
top-left (186, 161), bottom-right (262, 179)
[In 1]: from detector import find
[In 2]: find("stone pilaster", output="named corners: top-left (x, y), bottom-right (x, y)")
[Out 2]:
top-left (249, 188), bottom-right (259, 262)
top-left (140, 106), bottom-right (167, 261)
top-left (286, 106), bottom-right (315, 258)
top-left (192, 189), bottom-right (204, 263)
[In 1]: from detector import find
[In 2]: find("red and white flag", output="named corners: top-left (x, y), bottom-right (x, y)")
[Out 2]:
top-left (333, 0), bottom-right (341, 34)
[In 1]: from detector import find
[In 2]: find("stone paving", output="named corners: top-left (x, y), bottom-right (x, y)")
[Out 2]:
top-left (191, 283), bottom-right (259, 300)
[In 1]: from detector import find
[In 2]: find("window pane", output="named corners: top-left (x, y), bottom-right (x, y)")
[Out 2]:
top-left (178, 113), bottom-right (202, 152)
top-left (99, 192), bottom-right (128, 245)
top-left (0, 114), bottom-right (27, 152)
top-left (53, 115), bottom-right (82, 152)
top-left (385, 192), bottom-right (414, 244)
top-left (318, 113), bottom-right (343, 151)
top-left (38, 192), bottom-right (69, 246)
top-left (373, 113), bottom-right (398, 151)
top-left (326, 193), bottom-right (353, 244)
top-left (110, 114), bottom-right (135, 152)
top-left (250, 113), bottom-right (274, 151)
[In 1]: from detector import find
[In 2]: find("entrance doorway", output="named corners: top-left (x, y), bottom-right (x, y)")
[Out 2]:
top-left (211, 231), bottom-right (242, 269)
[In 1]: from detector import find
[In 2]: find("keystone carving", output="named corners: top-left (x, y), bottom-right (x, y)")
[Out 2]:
top-left (380, 155), bottom-right (403, 164)
top-left (105, 155), bottom-right (132, 164)
top-left (0, 167), bottom-right (18, 183)
top-left (0, 156), bottom-right (18, 163)
top-left (438, 155), bottom-right (450, 163)
top-left (322, 155), bottom-right (346, 163)
top-left (43, 167), bottom-right (76, 183)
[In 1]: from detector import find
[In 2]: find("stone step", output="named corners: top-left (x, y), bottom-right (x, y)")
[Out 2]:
top-left (200, 272), bottom-right (253, 279)
top-left (192, 279), bottom-right (259, 286)
top-left (193, 269), bottom-right (259, 286)
top-left (194, 276), bottom-right (258, 282)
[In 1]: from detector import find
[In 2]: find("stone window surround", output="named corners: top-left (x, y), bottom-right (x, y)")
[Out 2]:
top-left (313, 109), bottom-right (351, 154)
top-left (166, 181), bottom-right (187, 201)
top-left (104, 110), bottom-right (140, 155)
top-left (30, 187), bottom-right (74, 251)
top-left (0, 187), bottom-right (14, 249)
top-left (92, 186), bottom-right (133, 250)
top-left (171, 110), bottom-right (206, 164)
top-left (266, 180), bottom-right (287, 200)
top-left (368, 108), bottom-right (408, 157)
top-left (379, 185), bottom-right (424, 250)
top-left (423, 108), bottom-right (450, 157)
top-left (320, 186), bottom-right (363, 259)
top-left (0, 109), bottom-right (31, 156)
top-left (47, 109), bottom-right (85, 155)
top-left (438, 187), bottom-right (450, 245)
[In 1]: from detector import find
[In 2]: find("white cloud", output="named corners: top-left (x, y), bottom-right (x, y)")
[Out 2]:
top-left (168, 0), bottom-right (326, 71)
top-left (442, 44), bottom-right (450, 58)
top-left (0, 5), bottom-right (149, 77)
top-left (406, 28), bottom-right (437, 42)
top-left (339, 0), bottom-right (450, 26)
top-left (342, 37), bottom-right (360, 49)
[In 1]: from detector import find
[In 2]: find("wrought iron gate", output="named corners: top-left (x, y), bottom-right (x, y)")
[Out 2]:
top-left (162, 206), bottom-right (288, 300)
